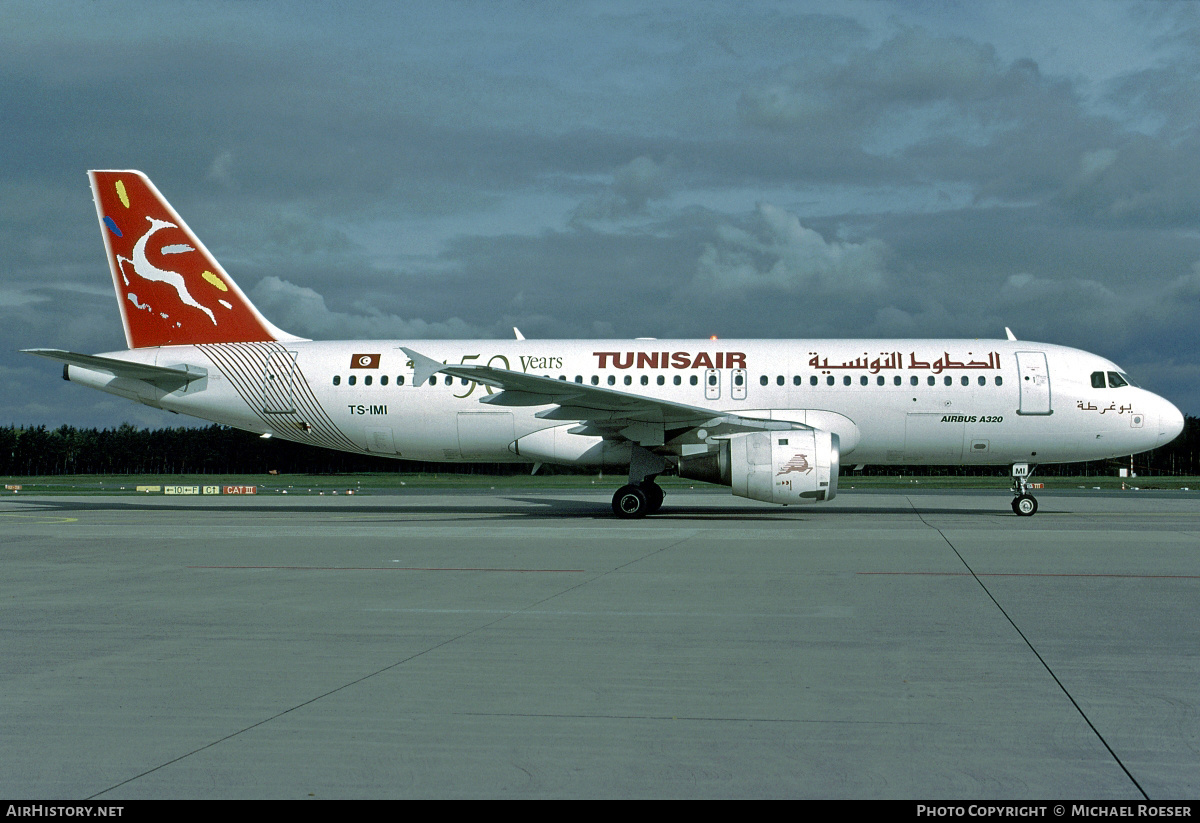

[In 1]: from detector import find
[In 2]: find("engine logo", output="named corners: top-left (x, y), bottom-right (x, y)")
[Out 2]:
top-left (777, 453), bottom-right (813, 475)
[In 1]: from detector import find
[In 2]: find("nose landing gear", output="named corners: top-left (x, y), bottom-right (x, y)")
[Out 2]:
top-left (1011, 463), bottom-right (1038, 516)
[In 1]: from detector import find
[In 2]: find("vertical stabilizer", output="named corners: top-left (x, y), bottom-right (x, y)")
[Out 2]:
top-left (90, 170), bottom-right (299, 348)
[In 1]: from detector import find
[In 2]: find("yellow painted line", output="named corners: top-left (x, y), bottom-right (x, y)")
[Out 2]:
top-left (0, 512), bottom-right (77, 524)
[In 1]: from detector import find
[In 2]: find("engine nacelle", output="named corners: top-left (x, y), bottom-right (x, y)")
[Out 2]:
top-left (679, 429), bottom-right (839, 505)
top-left (731, 429), bottom-right (839, 504)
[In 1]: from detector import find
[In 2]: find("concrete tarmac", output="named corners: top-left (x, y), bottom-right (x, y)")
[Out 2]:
top-left (1, 488), bottom-right (1198, 799)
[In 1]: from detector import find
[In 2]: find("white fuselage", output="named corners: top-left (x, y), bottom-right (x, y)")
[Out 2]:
top-left (67, 338), bottom-right (1183, 469)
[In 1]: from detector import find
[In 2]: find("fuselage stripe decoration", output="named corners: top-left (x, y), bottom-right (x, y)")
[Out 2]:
top-left (197, 343), bottom-right (360, 453)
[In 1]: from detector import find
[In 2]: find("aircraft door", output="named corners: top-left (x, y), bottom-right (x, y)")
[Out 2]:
top-left (1015, 351), bottom-right (1052, 415)
top-left (262, 351), bottom-right (297, 414)
top-left (731, 368), bottom-right (747, 400)
top-left (365, 427), bottom-right (397, 454)
top-left (457, 412), bottom-right (515, 459)
top-left (705, 368), bottom-right (720, 400)
top-left (905, 413), bottom-right (965, 462)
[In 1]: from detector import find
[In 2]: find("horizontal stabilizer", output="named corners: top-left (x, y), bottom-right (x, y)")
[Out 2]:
top-left (23, 349), bottom-right (207, 387)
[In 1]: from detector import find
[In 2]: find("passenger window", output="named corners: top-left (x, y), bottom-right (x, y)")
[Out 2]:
top-left (709, 374), bottom-right (717, 386)
top-left (960, 376), bottom-right (968, 386)
top-left (736, 374), bottom-right (745, 386)
top-left (877, 376), bottom-right (884, 386)
top-left (995, 376), bottom-right (1003, 386)
top-left (843, 375), bottom-right (851, 386)
top-left (349, 375), bottom-right (357, 386)
top-left (690, 375), bottom-right (698, 386)
top-left (607, 375), bottom-right (616, 386)
top-left (1107, 372), bottom-right (1128, 388)
top-left (673, 375), bottom-right (682, 386)
top-left (777, 375), bottom-right (785, 386)
top-left (910, 376), bottom-right (918, 386)
top-left (398, 375), bottom-right (405, 386)
top-left (927, 376), bottom-right (935, 386)
top-left (365, 375), bottom-right (373, 386)
top-left (381, 375), bottom-right (388, 386)
top-left (760, 375), bottom-right (768, 386)
top-left (332, 375), bottom-right (341, 386)
top-left (860, 376), bottom-right (868, 386)
top-left (894, 376), bottom-right (901, 386)
top-left (624, 375), bottom-right (632, 386)
top-left (977, 376), bottom-right (985, 386)
top-left (943, 376), bottom-right (951, 386)
top-left (827, 376), bottom-right (835, 386)
top-left (575, 375), bottom-right (583, 383)
top-left (1091, 371), bottom-right (1106, 389)
top-left (793, 376), bottom-right (801, 386)
top-left (657, 375), bottom-right (665, 386)
top-left (591, 375), bottom-right (599, 385)
top-left (641, 375), bottom-right (648, 386)
top-left (810, 376), bottom-right (818, 386)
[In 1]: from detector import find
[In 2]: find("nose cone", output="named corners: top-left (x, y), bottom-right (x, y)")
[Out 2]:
top-left (1158, 398), bottom-right (1185, 447)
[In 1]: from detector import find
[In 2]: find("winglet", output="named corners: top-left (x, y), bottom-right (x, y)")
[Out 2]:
top-left (400, 347), bottom-right (445, 386)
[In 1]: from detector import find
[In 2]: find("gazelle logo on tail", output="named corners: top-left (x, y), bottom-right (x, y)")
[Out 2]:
top-left (90, 170), bottom-right (298, 348)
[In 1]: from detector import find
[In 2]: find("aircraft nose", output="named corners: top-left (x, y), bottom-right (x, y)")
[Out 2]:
top-left (1158, 397), bottom-right (1185, 447)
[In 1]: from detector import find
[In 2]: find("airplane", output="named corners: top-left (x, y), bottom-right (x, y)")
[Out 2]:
top-left (24, 170), bottom-right (1186, 518)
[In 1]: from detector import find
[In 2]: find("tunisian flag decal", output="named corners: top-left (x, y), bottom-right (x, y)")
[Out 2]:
top-left (350, 353), bottom-right (381, 369)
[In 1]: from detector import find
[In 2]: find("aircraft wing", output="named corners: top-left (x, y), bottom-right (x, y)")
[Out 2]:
top-left (23, 349), bottom-right (207, 389)
top-left (402, 346), bottom-right (800, 445)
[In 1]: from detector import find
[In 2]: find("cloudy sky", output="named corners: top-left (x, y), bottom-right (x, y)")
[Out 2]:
top-left (5, 0), bottom-right (1200, 427)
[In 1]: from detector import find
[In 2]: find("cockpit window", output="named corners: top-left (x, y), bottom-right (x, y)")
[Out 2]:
top-left (1091, 370), bottom-right (1135, 389)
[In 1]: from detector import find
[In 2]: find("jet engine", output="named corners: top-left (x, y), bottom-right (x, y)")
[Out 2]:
top-left (678, 429), bottom-right (839, 505)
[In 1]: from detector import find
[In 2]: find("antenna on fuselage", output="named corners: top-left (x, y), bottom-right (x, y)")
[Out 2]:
top-left (1005, 327), bottom-right (1017, 341)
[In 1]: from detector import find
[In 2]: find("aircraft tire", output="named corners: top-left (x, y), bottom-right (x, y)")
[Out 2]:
top-left (613, 484), bottom-right (649, 518)
top-left (1012, 494), bottom-right (1038, 516)
top-left (641, 482), bottom-right (664, 514)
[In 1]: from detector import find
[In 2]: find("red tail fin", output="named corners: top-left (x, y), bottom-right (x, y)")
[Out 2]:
top-left (90, 170), bottom-right (297, 348)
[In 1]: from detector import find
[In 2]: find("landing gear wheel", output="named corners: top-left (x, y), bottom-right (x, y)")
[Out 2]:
top-left (641, 482), bottom-right (664, 514)
top-left (613, 484), bottom-right (649, 518)
top-left (1012, 494), bottom-right (1038, 516)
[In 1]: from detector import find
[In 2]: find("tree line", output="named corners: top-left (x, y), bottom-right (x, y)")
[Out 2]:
top-left (1, 419), bottom-right (1198, 477)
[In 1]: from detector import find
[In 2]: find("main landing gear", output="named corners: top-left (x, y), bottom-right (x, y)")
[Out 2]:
top-left (1011, 462), bottom-right (1038, 516)
top-left (612, 481), bottom-right (664, 518)
top-left (612, 445), bottom-right (669, 519)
